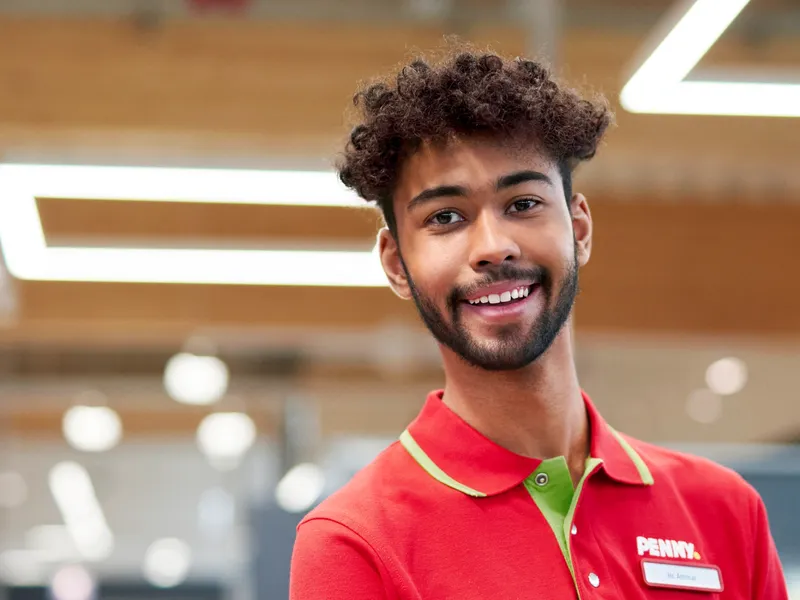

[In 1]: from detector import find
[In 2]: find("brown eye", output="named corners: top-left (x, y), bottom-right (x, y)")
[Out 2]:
top-left (429, 211), bottom-right (464, 226)
top-left (508, 198), bottom-right (539, 213)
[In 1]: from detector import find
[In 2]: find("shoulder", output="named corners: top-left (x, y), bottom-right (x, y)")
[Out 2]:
top-left (298, 439), bottom-right (426, 539)
top-left (290, 453), bottom-right (409, 600)
top-left (625, 433), bottom-right (762, 511)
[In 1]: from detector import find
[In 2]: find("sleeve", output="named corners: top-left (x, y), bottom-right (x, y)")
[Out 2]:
top-left (750, 493), bottom-right (789, 600)
top-left (290, 517), bottom-right (391, 600)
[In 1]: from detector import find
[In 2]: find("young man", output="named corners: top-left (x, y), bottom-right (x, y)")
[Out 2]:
top-left (289, 49), bottom-right (788, 599)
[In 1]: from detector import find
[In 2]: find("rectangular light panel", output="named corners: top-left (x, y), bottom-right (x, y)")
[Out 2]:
top-left (0, 164), bottom-right (388, 287)
top-left (620, 0), bottom-right (800, 118)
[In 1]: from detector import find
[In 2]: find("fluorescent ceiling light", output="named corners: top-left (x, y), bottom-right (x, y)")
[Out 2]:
top-left (0, 164), bottom-right (388, 287)
top-left (48, 462), bottom-right (114, 562)
top-left (143, 538), bottom-right (192, 588)
top-left (4, 164), bottom-right (364, 207)
top-left (620, 0), bottom-right (800, 118)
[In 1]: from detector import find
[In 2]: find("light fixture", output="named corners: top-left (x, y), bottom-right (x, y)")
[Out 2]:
top-left (26, 525), bottom-right (80, 563)
top-left (50, 564), bottom-right (96, 600)
top-left (705, 357), bottom-right (747, 396)
top-left (0, 549), bottom-right (46, 586)
top-left (48, 462), bottom-right (114, 562)
top-left (620, 0), bottom-right (800, 118)
top-left (0, 164), bottom-right (388, 286)
top-left (142, 538), bottom-right (192, 588)
top-left (164, 352), bottom-right (229, 406)
top-left (275, 463), bottom-right (326, 513)
top-left (62, 405), bottom-right (123, 452)
top-left (0, 470), bottom-right (28, 509)
top-left (196, 412), bottom-right (257, 470)
top-left (685, 388), bottom-right (723, 424)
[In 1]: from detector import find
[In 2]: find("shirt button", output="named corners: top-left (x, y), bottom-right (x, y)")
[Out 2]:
top-left (534, 472), bottom-right (549, 486)
top-left (588, 573), bottom-right (600, 588)
top-left (571, 525), bottom-right (578, 535)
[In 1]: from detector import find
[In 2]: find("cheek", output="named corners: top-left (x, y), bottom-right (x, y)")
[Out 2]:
top-left (405, 248), bottom-right (460, 300)
top-left (524, 228), bottom-right (569, 268)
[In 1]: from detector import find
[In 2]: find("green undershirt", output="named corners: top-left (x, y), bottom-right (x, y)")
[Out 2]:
top-left (523, 456), bottom-right (603, 598)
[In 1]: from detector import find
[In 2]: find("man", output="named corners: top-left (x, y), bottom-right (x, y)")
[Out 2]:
top-left (289, 48), bottom-right (788, 599)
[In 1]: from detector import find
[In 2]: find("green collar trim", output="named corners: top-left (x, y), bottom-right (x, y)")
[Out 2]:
top-left (608, 427), bottom-right (655, 485)
top-left (399, 429), bottom-right (487, 497)
top-left (400, 422), bottom-right (654, 498)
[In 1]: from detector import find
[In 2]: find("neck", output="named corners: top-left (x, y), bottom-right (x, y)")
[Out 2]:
top-left (439, 324), bottom-right (589, 483)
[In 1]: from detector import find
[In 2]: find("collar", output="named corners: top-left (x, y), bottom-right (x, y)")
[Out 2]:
top-left (400, 390), bottom-right (654, 497)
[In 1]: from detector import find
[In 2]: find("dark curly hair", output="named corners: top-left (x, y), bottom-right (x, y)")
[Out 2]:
top-left (338, 46), bottom-right (613, 236)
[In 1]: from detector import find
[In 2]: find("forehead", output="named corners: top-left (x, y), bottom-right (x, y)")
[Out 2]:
top-left (395, 136), bottom-right (560, 203)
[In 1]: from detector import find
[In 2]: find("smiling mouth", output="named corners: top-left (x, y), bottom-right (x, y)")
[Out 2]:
top-left (465, 284), bottom-right (535, 306)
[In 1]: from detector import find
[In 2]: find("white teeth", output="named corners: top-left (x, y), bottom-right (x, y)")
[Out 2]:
top-left (468, 286), bottom-right (531, 305)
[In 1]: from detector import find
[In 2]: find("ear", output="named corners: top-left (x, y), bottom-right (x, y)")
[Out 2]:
top-left (377, 228), bottom-right (412, 300)
top-left (570, 193), bottom-right (592, 267)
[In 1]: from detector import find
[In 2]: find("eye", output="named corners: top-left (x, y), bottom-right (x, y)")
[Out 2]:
top-left (507, 198), bottom-right (540, 213)
top-left (428, 210), bottom-right (465, 226)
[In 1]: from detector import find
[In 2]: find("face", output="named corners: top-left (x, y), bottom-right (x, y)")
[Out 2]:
top-left (379, 137), bottom-right (592, 371)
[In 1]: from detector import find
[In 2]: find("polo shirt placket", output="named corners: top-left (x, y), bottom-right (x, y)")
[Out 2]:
top-left (525, 457), bottom-right (606, 597)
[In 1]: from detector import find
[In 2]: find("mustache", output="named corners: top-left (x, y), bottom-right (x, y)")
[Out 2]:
top-left (449, 264), bottom-right (549, 305)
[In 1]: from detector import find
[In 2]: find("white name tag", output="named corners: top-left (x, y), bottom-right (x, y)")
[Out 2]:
top-left (641, 559), bottom-right (724, 592)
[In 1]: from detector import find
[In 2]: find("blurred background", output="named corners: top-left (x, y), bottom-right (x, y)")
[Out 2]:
top-left (0, 0), bottom-right (799, 598)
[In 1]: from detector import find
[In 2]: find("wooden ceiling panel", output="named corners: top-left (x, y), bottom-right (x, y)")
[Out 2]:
top-left (38, 199), bottom-right (381, 246)
top-left (0, 19), bottom-right (798, 170)
top-left (579, 199), bottom-right (800, 336)
top-left (566, 0), bottom-right (796, 9)
top-left (16, 281), bottom-right (415, 326)
top-left (700, 34), bottom-right (800, 70)
top-left (6, 406), bottom-right (277, 437)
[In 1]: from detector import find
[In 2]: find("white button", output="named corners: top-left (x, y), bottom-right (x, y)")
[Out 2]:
top-left (571, 525), bottom-right (578, 535)
top-left (588, 573), bottom-right (600, 588)
top-left (534, 472), bottom-right (549, 486)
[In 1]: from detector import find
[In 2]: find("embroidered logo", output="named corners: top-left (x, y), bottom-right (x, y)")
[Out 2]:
top-left (636, 536), bottom-right (702, 561)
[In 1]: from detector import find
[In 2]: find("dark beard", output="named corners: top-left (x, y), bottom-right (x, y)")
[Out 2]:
top-left (404, 248), bottom-right (579, 371)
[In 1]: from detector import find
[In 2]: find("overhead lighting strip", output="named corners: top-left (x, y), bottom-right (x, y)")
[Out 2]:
top-left (620, 0), bottom-right (800, 118)
top-left (0, 164), bottom-right (388, 287)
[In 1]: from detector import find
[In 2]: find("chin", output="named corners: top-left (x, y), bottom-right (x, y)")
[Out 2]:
top-left (462, 355), bottom-right (539, 372)
top-left (457, 343), bottom-right (539, 372)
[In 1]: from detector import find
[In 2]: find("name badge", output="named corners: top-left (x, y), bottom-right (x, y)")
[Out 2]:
top-left (641, 559), bottom-right (724, 592)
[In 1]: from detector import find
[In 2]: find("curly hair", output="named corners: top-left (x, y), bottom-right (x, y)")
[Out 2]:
top-left (338, 47), bottom-right (613, 236)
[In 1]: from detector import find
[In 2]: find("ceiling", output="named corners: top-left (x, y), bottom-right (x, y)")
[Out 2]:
top-left (0, 3), bottom-right (797, 445)
top-left (0, 0), bottom-right (797, 20)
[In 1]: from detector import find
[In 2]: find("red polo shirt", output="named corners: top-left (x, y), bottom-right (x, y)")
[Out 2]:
top-left (290, 391), bottom-right (788, 599)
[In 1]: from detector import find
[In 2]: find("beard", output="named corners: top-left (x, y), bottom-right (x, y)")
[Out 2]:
top-left (404, 247), bottom-right (579, 371)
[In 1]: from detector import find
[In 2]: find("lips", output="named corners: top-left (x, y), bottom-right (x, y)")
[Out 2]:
top-left (460, 283), bottom-right (542, 326)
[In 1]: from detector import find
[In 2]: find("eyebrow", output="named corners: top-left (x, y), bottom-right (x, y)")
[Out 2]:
top-left (496, 170), bottom-right (553, 190)
top-left (407, 169), bottom-right (553, 213)
top-left (406, 185), bottom-right (468, 213)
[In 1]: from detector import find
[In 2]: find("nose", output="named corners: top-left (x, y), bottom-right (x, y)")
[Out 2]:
top-left (468, 213), bottom-right (521, 270)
